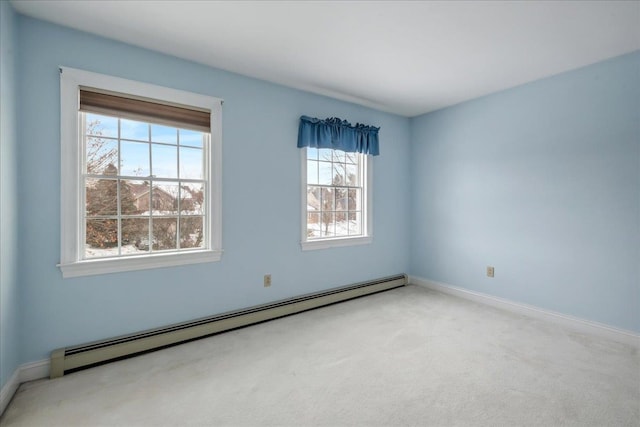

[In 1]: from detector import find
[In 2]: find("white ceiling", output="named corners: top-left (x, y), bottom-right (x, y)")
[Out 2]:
top-left (11, 1), bottom-right (640, 117)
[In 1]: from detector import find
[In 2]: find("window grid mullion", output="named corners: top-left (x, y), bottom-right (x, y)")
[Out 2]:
top-left (85, 174), bottom-right (204, 184)
top-left (202, 134), bottom-right (208, 248)
top-left (148, 123), bottom-right (154, 253)
top-left (80, 113), bottom-right (87, 260)
top-left (176, 129), bottom-right (181, 250)
top-left (116, 119), bottom-right (122, 256)
top-left (307, 184), bottom-right (359, 190)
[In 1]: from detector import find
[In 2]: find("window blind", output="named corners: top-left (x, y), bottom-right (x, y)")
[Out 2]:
top-left (79, 88), bottom-right (210, 132)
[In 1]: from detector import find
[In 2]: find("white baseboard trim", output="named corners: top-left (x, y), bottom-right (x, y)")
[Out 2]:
top-left (410, 275), bottom-right (640, 348)
top-left (0, 369), bottom-right (20, 417)
top-left (0, 359), bottom-right (49, 416)
top-left (18, 359), bottom-right (49, 383)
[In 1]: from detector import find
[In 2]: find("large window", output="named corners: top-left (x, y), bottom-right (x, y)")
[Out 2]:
top-left (83, 113), bottom-right (207, 258)
top-left (59, 68), bottom-right (222, 277)
top-left (301, 147), bottom-right (372, 250)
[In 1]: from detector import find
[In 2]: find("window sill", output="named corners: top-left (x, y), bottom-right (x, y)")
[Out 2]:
top-left (300, 236), bottom-right (372, 251)
top-left (58, 249), bottom-right (222, 278)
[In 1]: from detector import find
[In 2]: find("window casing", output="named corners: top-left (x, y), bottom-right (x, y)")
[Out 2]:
top-left (59, 67), bottom-right (222, 277)
top-left (301, 147), bottom-right (372, 250)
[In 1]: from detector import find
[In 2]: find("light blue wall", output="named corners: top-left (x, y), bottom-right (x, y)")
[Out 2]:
top-left (410, 52), bottom-right (640, 332)
top-left (0, 1), bottom-right (21, 390)
top-left (16, 17), bottom-right (411, 364)
top-left (4, 11), bottom-right (638, 379)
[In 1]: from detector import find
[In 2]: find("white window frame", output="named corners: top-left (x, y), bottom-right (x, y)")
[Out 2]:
top-left (300, 147), bottom-right (373, 250)
top-left (58, 67), bottom-right (223, 278)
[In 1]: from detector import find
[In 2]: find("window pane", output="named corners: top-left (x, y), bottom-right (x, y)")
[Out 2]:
top-left (334, 212), bottom-right (349, 237)
top-left (179, 129), bottom-right (204, 148)
top-left (125, 180), bottom-right (151, 214)
top-left (307, 160), bottom-right (318, 185)
top-left (151, 144), bottom-right (178, 178)
top-left (85, 178), bottom-right (117, 216)
top-left (86, 137), bottom-right (118, 175)
top-left (307, 187), bottom-right (320, 211)
top-left (333, 150), bottom-right (345, 163)
top-left (121, 140), bottom-right (150, 177)
top-left (320, 212), bottom-right (335, 237)
top-left (307, 147), bottom-right (318, 160)
top-left (180, 183), bottom-right (205, 215)
top-left (307, 212), bottom-right (320, 238)
top-left (348, 212), bottom-right (362, 235)
top-left (121, 119), bottom-right (149, 141)
top-left (151, 182), bottom-right (179, 214)
top-left (321, 188), bottom-right (334, 211)
top-left (332, 162), bottom-right (346, 186)
top-left (345, 152), bottom-right (357, 164)
top-left (318, 149), bottom-right (332, 162)
top-left (318, 161), bottom-right (332, 185)
top-left (122, 218), bottom-right (150, 254)
top-left (180, 147), bottom-right (203, 179)
top-left (86, 113), bottom-right (118, 138)
top-left (151, 124), bottom-right (177, 144)
top-left (335, 188), bottom-right (347, 211)
top-left (153, 218), bottom-right (177, 251)
top-left (85, 219), bottom-right (118, 258)
top-left (180, 216), bottom-right (204, 249)
top-left (346, 164), bottom-right (359, 186)
top-left (121, 180), bottom-right (147, 215)
top-left (348, 188), bottom-right (361, 211)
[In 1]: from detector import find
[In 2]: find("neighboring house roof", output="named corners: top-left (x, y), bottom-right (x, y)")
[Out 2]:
top-left (128, 183), bottom-right (151, 199)
top-left (128, 183), bottom-right (174, 202)
top-left (307, 191), bottom-right (320, 210)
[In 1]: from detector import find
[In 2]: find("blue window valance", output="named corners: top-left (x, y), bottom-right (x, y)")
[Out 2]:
top-left (297, 116), bottom-right (380, 156)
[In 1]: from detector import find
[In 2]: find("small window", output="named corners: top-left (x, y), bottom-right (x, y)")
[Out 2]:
top-left (301, 147), bottom-right (372, 250)
top-left (59, 68), bottom-right (222, 277)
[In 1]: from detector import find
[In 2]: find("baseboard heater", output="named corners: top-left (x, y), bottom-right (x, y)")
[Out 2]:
top-left (50, 273), bottom-right (407, 378)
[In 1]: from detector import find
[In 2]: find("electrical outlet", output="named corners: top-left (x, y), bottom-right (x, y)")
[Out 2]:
top-left (264, 274), bottom-right (272, 287)
top-left (487, 266), bottom-right (495, 278)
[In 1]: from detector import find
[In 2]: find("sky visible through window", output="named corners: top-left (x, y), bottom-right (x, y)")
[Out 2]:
top-left (86, 113), bottom-right (204, 179)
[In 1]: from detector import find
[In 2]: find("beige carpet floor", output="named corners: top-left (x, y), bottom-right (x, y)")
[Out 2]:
top-left (2, 284), bottom-right (639, 426)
